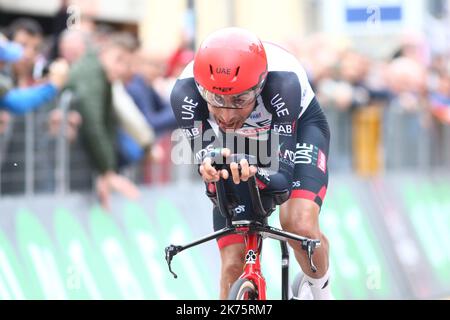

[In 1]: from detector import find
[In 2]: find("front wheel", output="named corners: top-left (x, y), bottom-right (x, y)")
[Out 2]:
top-left (227, 278), bottom-right (258, 300)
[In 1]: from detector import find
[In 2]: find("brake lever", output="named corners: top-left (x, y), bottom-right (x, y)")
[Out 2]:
top-left (165, 245), bottom-right (182, 279)
top-left (301, 240), bottom-right (320, 273)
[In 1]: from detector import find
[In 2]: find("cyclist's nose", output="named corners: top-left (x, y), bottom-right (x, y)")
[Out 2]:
top-left (220, 109), bottom-right (238, 123)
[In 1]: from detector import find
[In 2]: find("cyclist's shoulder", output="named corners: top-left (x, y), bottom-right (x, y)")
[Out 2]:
top-left (265, 42), bottom-right (308, 76)
top-left (263, 42), bottom-right (315, 110)
top-left (170, 61), bottom-right (206, 116)
top-left (170, 61), bottom-right (196, 95)
top-left (177, 61), bottom-right (195, 81)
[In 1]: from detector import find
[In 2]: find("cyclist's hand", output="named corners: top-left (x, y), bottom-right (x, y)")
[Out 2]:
top-left (199, 148), bottom-right (230, 183)
top-left (199, 148), bottom-right (257, 184)
top-left (229, 158), bottom-right (257, 184)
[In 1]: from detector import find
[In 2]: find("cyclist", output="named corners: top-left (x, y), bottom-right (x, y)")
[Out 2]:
top-left (170, 27), bottom-right (333, 300)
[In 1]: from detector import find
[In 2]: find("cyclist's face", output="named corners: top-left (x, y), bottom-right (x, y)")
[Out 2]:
top-left (208, 100), bottom-right (256, 131)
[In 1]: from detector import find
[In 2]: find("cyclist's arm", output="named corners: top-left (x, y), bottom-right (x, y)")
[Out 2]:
top-left (255, 71), bottom-right (304, 202)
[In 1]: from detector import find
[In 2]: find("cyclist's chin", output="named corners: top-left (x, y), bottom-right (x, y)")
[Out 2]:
top-left (218, 122), bottom-right (244, 132)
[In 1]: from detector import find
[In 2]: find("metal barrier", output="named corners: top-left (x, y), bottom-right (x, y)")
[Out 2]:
top-left (323, 106), bottom-right (353, 172)
top-left (0, 97), bottom-right (449, 196)
top-left (324, 101), bottom-right (450, 176)
top-left (0, 92), bottom-right (94, 196)
top-left (383, 101), bottom-right (450, 171)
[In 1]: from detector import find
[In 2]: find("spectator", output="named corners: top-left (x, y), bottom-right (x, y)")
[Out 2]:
top-left (58, 29), bottom-right (90, 65)
top-left (0, 38), bottom-right (22, 135)
top-left (0, 19), bottom-right (69, 194)
top-left (127, 48), bottom-right (178, 137)
top-left (0, 58), bottom-right (69, 114)
top-left (112, 77), bottom-right (155, 168)
top-left (429, 71), bottom-right (450, 123)
top-left (299, 33), bottom-right (342, 90)
top-left (6, 18), bottom-right (43, 84)
top-left (387, 57), bottom-right (428, 112)
top-left (392, 32), bottom-right (431, 66)
top-left (122, 47), bottom-right (180, 183)
top-left (0, 20), bottom-right (69, 115)
top-left (65, 32), bottom-right (140, 209)
top-left (46, 29), bottom-right (90, 142)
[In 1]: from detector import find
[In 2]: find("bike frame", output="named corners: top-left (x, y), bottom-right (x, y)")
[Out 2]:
top-left (231, 225), bottom-right (292, 300)
top-left (165, 167), bottom-right (320, 300)
top-left (239, 228), bottom-right (267, 300)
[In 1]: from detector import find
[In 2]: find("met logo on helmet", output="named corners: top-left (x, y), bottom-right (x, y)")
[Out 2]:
top-left (212, 86), bottom-right (233, 93)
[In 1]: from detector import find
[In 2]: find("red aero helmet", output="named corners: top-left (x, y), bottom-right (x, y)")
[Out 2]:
top-left (193, 27), bottom-right (268, 96)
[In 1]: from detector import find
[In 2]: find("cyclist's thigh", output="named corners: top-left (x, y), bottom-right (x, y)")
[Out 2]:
top-left (219, 242), bottom-right (246, 265)
top-left (289, 110), bottom-right (330, 209)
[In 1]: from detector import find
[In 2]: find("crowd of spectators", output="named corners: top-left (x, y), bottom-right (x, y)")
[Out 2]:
top-left (284, 31), bottom-right (450, 171)
top-left (0, 10), bottom-right (449, 207)
top-left (0, 12), bottom-right (190, 208)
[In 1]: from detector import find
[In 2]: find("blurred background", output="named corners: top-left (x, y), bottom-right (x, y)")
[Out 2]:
top-left (0, 0), bottom-right (449, 300)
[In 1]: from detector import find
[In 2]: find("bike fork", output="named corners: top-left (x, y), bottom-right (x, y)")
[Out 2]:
top-left (239, 235), bottom-right (290, 300)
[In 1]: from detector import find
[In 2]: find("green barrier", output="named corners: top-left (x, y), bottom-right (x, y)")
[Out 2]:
top-left (403, 181), bottom-right (450, 285)
top-left (154, 199), bottom-right (215, 299)
top-left (54, 209), bottom-right (122, 299)
top-left (89, 207), bottom-right (153, 299)
top-left (121, 202), bottom-right (177, 299)
top-left (233, 185), bottom-right (394, 300)
top-left (1, 176), bottom-right (448, 300)
top-left (16, 210), bottom-right (68, 299)
top-left (0, 230), bottom-right (28, 299)
top-left (426, 182), bottom-right (450, 282)
top-left (322, 185), bottom-right (392, 299)
top-left (320, 190), bottom-right (348, 300)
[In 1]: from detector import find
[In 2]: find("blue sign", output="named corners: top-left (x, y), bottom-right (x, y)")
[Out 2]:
top-left (346, 6), bottom-right (402, 23)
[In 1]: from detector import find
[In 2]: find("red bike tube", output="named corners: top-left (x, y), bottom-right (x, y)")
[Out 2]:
top-left (238, 229), bottom-right (267, 300)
